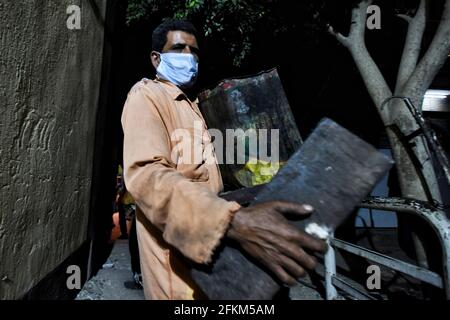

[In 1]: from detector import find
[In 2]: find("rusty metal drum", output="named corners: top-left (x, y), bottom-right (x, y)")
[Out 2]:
top-left (198, 68), bottom-right (302, 188)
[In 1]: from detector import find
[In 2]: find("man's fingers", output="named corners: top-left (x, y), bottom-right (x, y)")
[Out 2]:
top-left (278, 255), bottom-right (306, 279)
top-left (243, 243), bottom-right (298, 286)
top-left (279, 243), bottom-right (318, 270)
top-left (267, 263), bottom-right (298, 287)
top-left (273, 223), bottom-right (328, 254)
top-left (293, 230), bottom-right (328, 253)
top-left (270, 201), bottom-right (314, 216)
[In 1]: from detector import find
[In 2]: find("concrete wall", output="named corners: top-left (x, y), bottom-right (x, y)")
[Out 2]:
top-left (0, 0), bottom-right (107, 299)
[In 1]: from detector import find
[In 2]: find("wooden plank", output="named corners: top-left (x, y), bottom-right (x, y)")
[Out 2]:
top-left (191, 118), bottom-right (394, 300)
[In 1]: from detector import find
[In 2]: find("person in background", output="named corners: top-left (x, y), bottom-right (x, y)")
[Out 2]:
top-left (116, 176), bottom-right (129, 240)
top-left (122, 182), bottom-right (143, 289)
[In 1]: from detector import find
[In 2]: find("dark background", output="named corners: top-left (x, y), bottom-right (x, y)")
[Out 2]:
top-left (104, 0), bottom-right (450, 153)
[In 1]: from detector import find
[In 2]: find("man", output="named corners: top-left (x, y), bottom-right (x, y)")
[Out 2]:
top-left (121, 20), bottom-right (327, 300)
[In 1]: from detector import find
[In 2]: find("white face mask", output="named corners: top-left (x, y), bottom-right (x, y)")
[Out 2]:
top-left (156, 52), bottom-right (199, 88)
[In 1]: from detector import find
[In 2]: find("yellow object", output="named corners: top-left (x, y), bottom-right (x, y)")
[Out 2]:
top-left (122, 191), bottom-right (135, 205)
top-left (243, 159), bottom-right (284, 186)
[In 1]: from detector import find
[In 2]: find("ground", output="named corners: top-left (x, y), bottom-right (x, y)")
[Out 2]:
top-left (76, 240), bottom-right (145, 300)
top-left (75, 239), bottom-right (322, 300)
top-left (76, 229), bottom-right (434, 300)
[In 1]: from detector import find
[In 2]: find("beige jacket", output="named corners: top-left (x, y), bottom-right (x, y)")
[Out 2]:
top-left (121, 78), bottom-right (241, 300)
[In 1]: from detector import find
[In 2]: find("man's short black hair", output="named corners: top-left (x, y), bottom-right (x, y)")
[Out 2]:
top-left (152, 19), bottom-right (198, 52)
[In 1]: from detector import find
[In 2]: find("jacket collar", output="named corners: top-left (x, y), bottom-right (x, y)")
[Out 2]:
top-left (155, 78), bottom-right (199, 104)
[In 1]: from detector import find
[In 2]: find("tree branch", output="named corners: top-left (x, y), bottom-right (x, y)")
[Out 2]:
top-left (404, 0), bottom-right (450, 107)
top-left (396, 14), bottom-right (412, 23)
top-left (327, 24), bottom-right (350, 47)
top-left (327, 1), bottom-right (372, 47)
top-left (348, 0), bottom-right (372, 42)
top-left (347, 44), bottom-right (393, 119)
top-left (329, 1), bottom-right (392, 122)
top-left (395, 0), bottom-right (427, 94)
top-left (344, 1), bottom-right (392, 121)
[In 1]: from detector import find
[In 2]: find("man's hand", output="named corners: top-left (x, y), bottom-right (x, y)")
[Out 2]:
top-left (227, 201), bottom-right (327, 287)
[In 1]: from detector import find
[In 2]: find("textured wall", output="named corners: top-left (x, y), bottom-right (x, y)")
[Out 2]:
top-left (0, 0), bottom-right (106, 299)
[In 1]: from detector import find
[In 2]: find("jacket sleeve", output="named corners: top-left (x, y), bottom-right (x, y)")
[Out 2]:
top-left (121, 85), bottom-right (241, 265)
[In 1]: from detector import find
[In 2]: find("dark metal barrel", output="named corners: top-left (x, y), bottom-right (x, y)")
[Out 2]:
top-left (199, 68), bottom-right (302, 188)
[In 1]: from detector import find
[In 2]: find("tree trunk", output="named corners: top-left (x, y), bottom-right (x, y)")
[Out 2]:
top-left (385, 100), bottom-right (442, 203)
top-left (328, 0), bottom-right (450, 274)
top-left (328, 0), bottom-right (449, 203)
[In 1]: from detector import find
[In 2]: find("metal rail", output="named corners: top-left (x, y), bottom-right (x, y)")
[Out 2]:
top-left (331, 238), bottom-right (443, 288)
top-left (325, 196), bottom-right (450, 300)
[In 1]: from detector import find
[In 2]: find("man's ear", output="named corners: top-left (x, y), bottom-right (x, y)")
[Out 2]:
top-left (151, 51), bottom-right (160, 69)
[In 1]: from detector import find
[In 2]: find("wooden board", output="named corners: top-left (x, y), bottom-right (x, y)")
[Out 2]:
top-left (191, 118), bottom-right (394, 300)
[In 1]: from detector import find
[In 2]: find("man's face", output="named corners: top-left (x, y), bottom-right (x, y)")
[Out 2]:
top-left (151, 30), bottom-right (200, 69)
